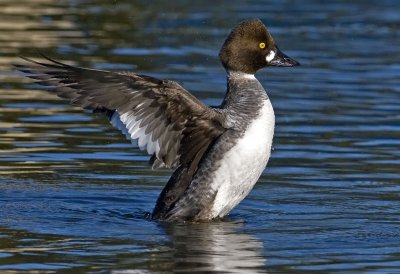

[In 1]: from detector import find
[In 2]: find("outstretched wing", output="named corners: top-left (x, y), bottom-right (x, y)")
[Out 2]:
top-left (15, 55), bottom-right (227, 169)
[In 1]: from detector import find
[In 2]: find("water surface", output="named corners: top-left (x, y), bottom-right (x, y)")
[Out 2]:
top-left (1, 0), bottom-right (400, 273)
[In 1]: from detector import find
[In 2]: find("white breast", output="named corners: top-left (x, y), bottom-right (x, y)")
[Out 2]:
top-left (211, 99), bottom-right (275, 218)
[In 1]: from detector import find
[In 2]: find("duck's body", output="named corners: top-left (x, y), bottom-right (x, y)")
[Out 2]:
top-left (153, 73), bottom-right (275, 221)
top-left (16, 19), bottom-right (299, 222)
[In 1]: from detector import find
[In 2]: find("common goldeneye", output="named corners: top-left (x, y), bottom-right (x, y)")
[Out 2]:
top-left (16, 18), bottom-right (299, 222)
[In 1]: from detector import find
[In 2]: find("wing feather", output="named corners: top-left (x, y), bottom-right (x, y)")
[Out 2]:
top-left (16, 55), bottom-right (227, 169)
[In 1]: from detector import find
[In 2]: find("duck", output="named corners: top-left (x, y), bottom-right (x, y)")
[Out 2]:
top-left (16, 18), bottom-right (299, 222)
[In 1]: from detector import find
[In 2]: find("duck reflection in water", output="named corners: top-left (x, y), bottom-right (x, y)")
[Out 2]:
top-left (152, 221), bottom-right (267, 273)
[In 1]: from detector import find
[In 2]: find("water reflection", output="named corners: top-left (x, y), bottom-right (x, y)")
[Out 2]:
top-left (0, 221), bottom-right (267, 273)
top-left (160, 221), bottom-right (266, 273)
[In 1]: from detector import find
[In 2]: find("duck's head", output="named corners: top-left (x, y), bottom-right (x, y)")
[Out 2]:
top-left (219, 19), bottom-right (300, 74)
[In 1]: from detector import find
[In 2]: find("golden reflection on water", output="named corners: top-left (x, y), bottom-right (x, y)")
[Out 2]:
top-left (0, 0), bottom-right (83, 55)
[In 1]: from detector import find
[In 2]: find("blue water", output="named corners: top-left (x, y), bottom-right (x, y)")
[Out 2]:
top-left (1, 0), bottom-right (400, 273)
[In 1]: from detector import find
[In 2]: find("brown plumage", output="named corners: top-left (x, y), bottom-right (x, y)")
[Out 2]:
top-left (15, 54), bottom-right (227, 171)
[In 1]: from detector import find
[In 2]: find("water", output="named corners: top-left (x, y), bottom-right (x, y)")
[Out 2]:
top-left (1, 0), bottom-right (400, 272)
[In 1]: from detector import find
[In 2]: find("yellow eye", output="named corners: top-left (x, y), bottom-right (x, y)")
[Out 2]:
top-left (259, 42), bottom-right (266, 49)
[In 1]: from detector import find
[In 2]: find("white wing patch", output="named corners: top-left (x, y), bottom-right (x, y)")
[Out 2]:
top-left (110, 111), bottom-right (161, 156)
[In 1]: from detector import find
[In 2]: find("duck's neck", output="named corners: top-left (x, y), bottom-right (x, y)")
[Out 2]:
top-left (220, 70), bottom-right (269, 128)
top-left (227, 71), bottom-right (256, 80)
top-left (223, 71), bottom-right (268, 106)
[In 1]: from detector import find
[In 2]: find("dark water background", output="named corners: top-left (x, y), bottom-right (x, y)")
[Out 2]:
top-left (1, 0), bottom-right (400, 273)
